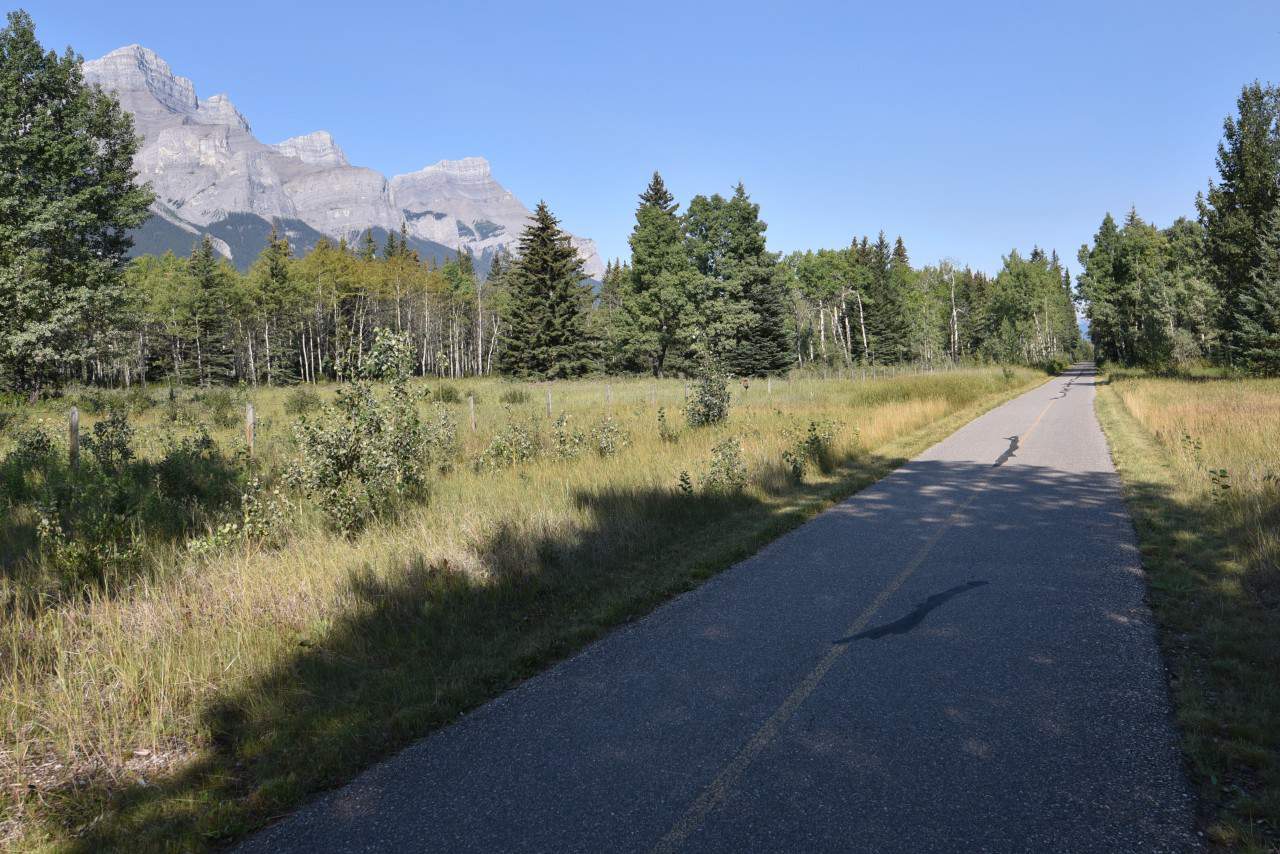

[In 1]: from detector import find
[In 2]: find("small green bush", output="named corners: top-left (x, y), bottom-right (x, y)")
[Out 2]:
top-left (477, 415), bottom-right (541, 470)
top-left (701, 437), bottom-right (748, 494)
top-left (435, 383), bottom-right (462, 404)
top-left (194, 388), bottom-right (238, 428)
top-left (552, 413), bottom-right (586, 460)
top-left (781, 420), bottom-right (839, 480)
top-left (499, 387), bottom-right (530, 406)
top-left (590, 415), bottom-right (630, 457)
top-left (685, 365), bottom-right (730, 427)
top-left (82, 410), bottom-right (135, 472)
top-left (123, 387), bottom-right (156, 414)
top-left (284, 387), bottom-right (322, 416)
top-left (656, 407), bottom-right (679, 443)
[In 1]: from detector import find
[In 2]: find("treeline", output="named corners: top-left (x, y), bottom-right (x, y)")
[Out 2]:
top-left (67, 174), bottom-right (1081, 390)
top-left (0, 9), bottom-right (1084, 395)
top-left (1079, 82), bottom-right (1280, 375)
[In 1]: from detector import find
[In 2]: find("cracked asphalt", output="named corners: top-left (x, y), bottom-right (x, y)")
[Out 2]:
top-left (239, 364), bottom-right (1197, 853)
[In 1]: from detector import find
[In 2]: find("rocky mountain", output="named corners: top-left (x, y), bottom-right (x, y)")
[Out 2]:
top-left (82, 45), bottom-right (604, 277)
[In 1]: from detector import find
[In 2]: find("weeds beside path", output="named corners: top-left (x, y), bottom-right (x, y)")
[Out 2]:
top-left (1095, 373), bottom-right (1280, 851)
top-left (2, 369), bottom-right (1045, 852)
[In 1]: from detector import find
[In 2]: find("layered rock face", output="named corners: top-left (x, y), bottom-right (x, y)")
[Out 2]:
top-left (83, 45), bottom-right (603, 277)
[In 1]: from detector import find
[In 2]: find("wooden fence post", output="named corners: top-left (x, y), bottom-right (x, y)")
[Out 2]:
top-left (767, 376), bottom-right (772, 396)
top-left (469, 394), bottom-right (477, 431)
top-left (245, 403), bottom-right (255, 457)
top-left (546, 388), bottom-right (552, 418)
top-left (605, 384), bottom-right (613, 407)
top-left (69, 407), bottom-right (79, 471)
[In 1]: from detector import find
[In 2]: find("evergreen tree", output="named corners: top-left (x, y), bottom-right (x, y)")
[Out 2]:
top-left (862, 232), bottom-right (911, 363)
top-left (720, 184), bottom-right (791, 375)
top-left (0, 10), bottom-right (153, 395)
top-left (497, 202), bottom-right (594, 378)
top-left (622, 172), bottom-right (694, 376)
top-left (1236, 206), bottom-right (1280, 375)
top-left (188, 236), bottom-right (237, 386)
top-left (247, 226), bottom-right (293, 384)
top-left (359, 229), bottom-right (378, 261)
top-left (1197, 82), bottom-right (1280, 365)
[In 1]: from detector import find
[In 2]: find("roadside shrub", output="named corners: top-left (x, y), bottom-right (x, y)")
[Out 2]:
top-left (590, 415), bottom-right (630, 457)
top-left (194, 388), bottom-right (238, 427)
top-left (287, 338), bottom-right (429, 534)
top-left (499, 386), bottom-right (530, 406)
top-left (423, 404), bottom-right (460, 472)
top-left (82, 410), bottom-right (135, 472)
top-left (155, 427), bottom-right (240, 510)
top-left (552, 413), bottom-right (586, 460)
top-left (435, 383), bottom-right (462, 404)
top-left (656, 407), bottom-right (679, 443)
top-left (1041, 357), bottom-right (1069, 375)
top-left (123, 386), bottom-right (156, 414)
top-left (685, 365), bottom-right (730, 427)
top-left (781, 420), bottom-right (839, 480)
top-left (284, 387), bottom-right (322, 416)
top-left (477, 414), bottom-right (541, 470)
top-left (701, 437), bottom-right (748, 494)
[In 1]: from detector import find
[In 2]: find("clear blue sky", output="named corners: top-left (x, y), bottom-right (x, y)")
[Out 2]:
top-left (19, 0), bottom-right (1280, 275)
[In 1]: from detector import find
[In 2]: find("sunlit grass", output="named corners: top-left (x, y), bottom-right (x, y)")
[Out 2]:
top-left (0, 367), bottom-right (1042, 850)
top-left (1097, 370), bottom-right (1280, 850)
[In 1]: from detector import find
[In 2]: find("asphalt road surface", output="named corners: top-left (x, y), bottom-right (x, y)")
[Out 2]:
top-left (240, 364), bottom-right (1197, 853)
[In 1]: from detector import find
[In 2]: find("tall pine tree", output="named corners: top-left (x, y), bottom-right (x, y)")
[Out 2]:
top-left (1237, 206), bottom-right (1280, 375)
top-left (497, 202), bottom-right (594, 378)
top-left (1197, 82), bottom-right (1280, 365)
top-left (623, 172), bottom-right (693, 376)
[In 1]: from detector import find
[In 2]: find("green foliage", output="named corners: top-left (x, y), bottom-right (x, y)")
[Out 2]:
top-left (499, 386), bottom-right (531, 405)
top-left (284, 387), bottom-right (322, 416)
top-left (589, 415), bottom-right (630, 457)
top-left (286, 348), bottom-right (429, 533)
top-left (551, 413), bottom-right (586, 460)
top-left (0, 11), bottom-right (153, 395)
top-left (1197, 82), bottom-right (1280, 367)
top-left (684, 365), bottom-right (731, 427)
top-left (477, 413), bottom-right (541, 470)
top-left (1236, 207), bottom-right (1280, 375)
top-left (497, 202), bottom-right (595, 379)
top-left (781, 420), bottom-right (839, 480)
top-left (656, 407), bottom-right (679, 443)
top-left (81, 409), bottom-right (134, 472)
top-left (700, 437), bottom-right (748, 494)
top-left (193, 388), bottom-right (239, 428)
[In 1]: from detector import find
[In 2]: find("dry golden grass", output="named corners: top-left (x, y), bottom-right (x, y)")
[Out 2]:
top-left (0, 367), bottom-right (1042, 851)
top-left (1097, 371), bottom-right (1280, 850)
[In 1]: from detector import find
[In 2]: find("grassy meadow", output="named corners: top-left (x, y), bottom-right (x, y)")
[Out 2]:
top-left (1096, 371), bottom-right (1280, 850)
top-left (0, 366), bottom-right (1045, 850)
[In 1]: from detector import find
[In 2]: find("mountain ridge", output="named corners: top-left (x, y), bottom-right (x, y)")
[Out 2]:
top-left (83, 45), bottom-right (604, 277)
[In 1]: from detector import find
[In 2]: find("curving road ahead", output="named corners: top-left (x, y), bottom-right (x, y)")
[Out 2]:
top-left (240, 365), bottom-right (1197, 853)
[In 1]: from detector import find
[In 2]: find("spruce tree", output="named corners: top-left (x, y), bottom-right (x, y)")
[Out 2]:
top-left (188, 236), bottom-right (236, 386)
top-left (623, 172), bottom-right (693, 376)
top-left (1237, 206), bottom-right (1280, 375)
top-left (0, 10), bottom-right (153, 395)
top-left (497, 202), bottom-right (594, 378)
top-left (721, 184), bottom-right (791, 375)
top-left (1197, 82), bottom-right (1280, 365)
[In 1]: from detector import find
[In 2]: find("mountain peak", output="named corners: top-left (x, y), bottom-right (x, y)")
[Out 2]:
top-left (415, 157), bottom-right (492, 179)
top-left (273, 131), bottom-right (349, 167)
top-left (84, 43), bottom-right (197, 116)
top-left (196, 93), bottom-right (250, 132)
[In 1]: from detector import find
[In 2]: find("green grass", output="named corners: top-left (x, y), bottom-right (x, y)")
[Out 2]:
top-left (1095, 371), bottom-right (1280, 851)
top-left (1, 367), bottom-right (1045, 851)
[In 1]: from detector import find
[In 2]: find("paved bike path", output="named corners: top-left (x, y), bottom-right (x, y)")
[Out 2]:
top-left (240, 365), bottom-right (1196, 853)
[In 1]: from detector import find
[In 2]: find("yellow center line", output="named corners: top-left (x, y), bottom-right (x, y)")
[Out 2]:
top-left (649, 376), bottom-right (1072, 853)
